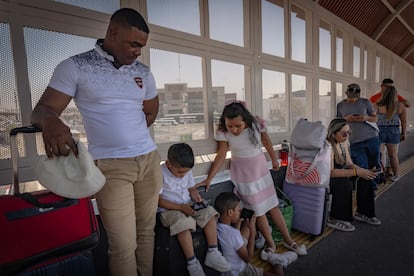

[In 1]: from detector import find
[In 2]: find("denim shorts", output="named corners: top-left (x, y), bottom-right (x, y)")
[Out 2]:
top-left (379, 126), bottom-right (400, 144)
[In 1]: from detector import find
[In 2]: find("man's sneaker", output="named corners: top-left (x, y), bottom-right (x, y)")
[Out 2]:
top-left (327, 218), bottom-right (356, 232)
top-left (282, 241), bottom-right (307, 256)
top-left (268, 251), bottom-right (298, 267)
top-left (390, 176), bottom-right (399, 182)
top-left (204, 249), bottom-right (231, 272)
top-left (354, 212), bottom-right (381, 226)
top-left (255, 231), bottom-right (266, 249)
top-left (187, 259), bottom-right (205, 276)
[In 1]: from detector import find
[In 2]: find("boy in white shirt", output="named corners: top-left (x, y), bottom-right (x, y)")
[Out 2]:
top-left (158, 143), bottom-right (230, 276)
top-left (214, 192), bottom-right (297, 276)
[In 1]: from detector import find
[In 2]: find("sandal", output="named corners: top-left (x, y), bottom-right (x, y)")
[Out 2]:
top-left (327, 218), bottom-right (355, 232)
top-left (282, 241), bottom-right (307, 256)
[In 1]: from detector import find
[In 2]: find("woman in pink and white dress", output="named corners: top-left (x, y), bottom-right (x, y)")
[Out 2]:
top-left (197, 100), bottom-right (307, 260)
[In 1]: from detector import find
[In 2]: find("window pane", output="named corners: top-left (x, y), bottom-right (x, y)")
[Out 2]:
top-left (290, 74), bottom-right (307, 128)
top-left (147, 0), bottom-right (200, 36)
top-left (353, 41), bottom-right (360, 78)
top-left (319, 20), bottom-right (331, 69)
top-left (262, 0), bottom-right (284, 57)
top-left (209, 0), bottom-right (244, 46)
top-left (150, 49), bottom-right (205, 143)
top-left (262, 69), bottom-right (287, 133)
top-left (336, 30), bottom-right (343, 72)
top-left (375, 54), bottom-right (381, 83)
top-left (335, 82), bottom-right (344, 107)
top-left (364, 47), bottom-right (368, 80)
top-left (53, 0), bottom-right (119, 14)
top-left (0, 23), bottom-right (21, 159)
top-left (211, 60), bottom-right (245, 101)
top-left (211, 60), bottom-right (245, 130)
top-left (24, 27), bottom-right (95, 153)
top-left (291, 5), bottom-right (306, 63)
top-left (319, 79), bottom-right (331, 127)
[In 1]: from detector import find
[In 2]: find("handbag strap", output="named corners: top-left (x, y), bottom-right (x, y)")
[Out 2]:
top-left (276, 186), bottom-right (292, 205)
top-left (289, 145), bottom-right (323, 179)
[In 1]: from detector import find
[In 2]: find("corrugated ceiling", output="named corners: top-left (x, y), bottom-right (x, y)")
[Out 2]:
top-left (317, 0), bottom-right (414, 68)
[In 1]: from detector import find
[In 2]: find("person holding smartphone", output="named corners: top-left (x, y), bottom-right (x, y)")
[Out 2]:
top-left (214, 192), bottom-right (297, 276)
top-left (326, 118), bottom-right (379, 232)
top-left (157, 143), bottom-right (230, 276)
top-left (336, 84), bottom-right (382, 226)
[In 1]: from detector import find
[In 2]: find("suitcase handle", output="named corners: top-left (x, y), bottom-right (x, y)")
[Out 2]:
top-left (10, 125), bottom-right (42, 136)
top-left (17, 193), bottom-right (78, 209)
top-left (10, 126), bottom-right (42, 195)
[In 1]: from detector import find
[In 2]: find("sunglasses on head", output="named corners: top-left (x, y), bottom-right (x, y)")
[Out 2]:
top-left (337, 130), bottom-right (352, 137)
top-left (347, 87), bottom-right (360, 93)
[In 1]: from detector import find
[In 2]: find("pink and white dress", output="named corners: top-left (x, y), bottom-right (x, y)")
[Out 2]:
top-left (215, 121), bottom-right (279, 216)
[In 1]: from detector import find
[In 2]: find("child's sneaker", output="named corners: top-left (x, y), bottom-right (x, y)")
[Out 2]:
top-left (187, 259), bottom-right (205, 276)
top-left (255, 225), bottom-right (272, 249)
top-left (268, 251), bottom-right (298, 267)
top-left (255, 231), bottom-right (266, 249)
top-left (260, 247), bottom-right (276, 261)
top-left (204, 249), bottom-right (231, 272)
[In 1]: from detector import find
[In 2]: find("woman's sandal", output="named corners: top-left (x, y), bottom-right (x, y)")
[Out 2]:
top-left (327, 219), bottom-right (356, 232)
top-left (282, 241), bottom-right (307, 256)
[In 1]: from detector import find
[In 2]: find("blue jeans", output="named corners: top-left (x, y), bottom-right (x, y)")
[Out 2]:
top-left (350, 137), bottom-right (379, 217)
top-left (350, 136), bottom-right (380, 170)
top-left (350, 136), bottom-right (380, 189)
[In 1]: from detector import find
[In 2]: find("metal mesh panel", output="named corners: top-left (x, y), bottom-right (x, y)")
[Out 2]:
top-left (0, 23), bottom-right (22, 159)
top-left (53, 0), bottom-right (119, 14)
top-left (24, 27), bottom-right (95, 153)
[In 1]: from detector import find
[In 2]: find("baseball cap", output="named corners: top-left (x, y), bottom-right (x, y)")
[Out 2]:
top-left (346, 83), bottom-right (361, 98)
top-left (36, 140), bottom-right (106, 199)
top-left (381, 78), bottom-right (393, 85)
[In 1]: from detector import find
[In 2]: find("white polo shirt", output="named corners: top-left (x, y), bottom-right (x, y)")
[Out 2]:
top-left (48, 41), bottom-right (157, 160)
top-left (158, 163), bottom-right (195, 212)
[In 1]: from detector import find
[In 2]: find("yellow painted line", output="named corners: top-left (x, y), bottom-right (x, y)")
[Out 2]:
top-left (255, 156), bottom-right (414, 271)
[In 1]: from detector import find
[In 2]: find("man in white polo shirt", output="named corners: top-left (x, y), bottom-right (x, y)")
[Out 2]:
top-left (31, 8), bottom-right (162, 276)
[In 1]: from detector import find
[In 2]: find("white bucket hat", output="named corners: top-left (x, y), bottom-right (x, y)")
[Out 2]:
top-left (36, 140), bottom-right (105, 199)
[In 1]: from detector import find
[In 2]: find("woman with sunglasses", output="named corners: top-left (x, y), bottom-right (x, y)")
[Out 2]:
top-left (326, 118), bottom-right (378, 232)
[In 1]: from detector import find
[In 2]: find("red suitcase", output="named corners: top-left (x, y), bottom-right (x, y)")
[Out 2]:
top-left (0, 126), bottom-right (99, 276)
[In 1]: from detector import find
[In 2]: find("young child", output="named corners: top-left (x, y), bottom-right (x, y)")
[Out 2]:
top-left (196, 100), bottom-right (307, 260)
top-left (214, 192), bottom-right (298, 276)
top-left (158, 143), bottom-right (231, 276)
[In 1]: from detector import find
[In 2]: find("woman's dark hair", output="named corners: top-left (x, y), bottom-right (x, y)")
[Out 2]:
top-left (327, 118), bottom-right (348, 166)
top-left (218, 102), bottom-right (260, 146)
top-left (377, 86), bottom-right (398, 120)
top-left (167, 143), bottom-right (194, 168)
top-left (111, 8), bottom-right (150, 33)
top-left (214, 192), bottom-right (240, 216)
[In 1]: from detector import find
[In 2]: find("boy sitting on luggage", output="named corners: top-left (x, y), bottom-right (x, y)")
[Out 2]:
top-left (158, 143), bottom-right (231, 276)
top-left (214, 192), bottom-right (298, 276)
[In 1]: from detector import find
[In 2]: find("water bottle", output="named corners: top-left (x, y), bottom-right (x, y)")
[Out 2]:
top-left (280, 140), bottom-right (289, 167)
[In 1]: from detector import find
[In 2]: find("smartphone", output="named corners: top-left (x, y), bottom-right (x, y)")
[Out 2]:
top-left (191, 199), bottom-right (209, 211)
top-left (353, 114), bottom-right (362, 116)
top-left (240, 208), bottom-right (254, 219)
